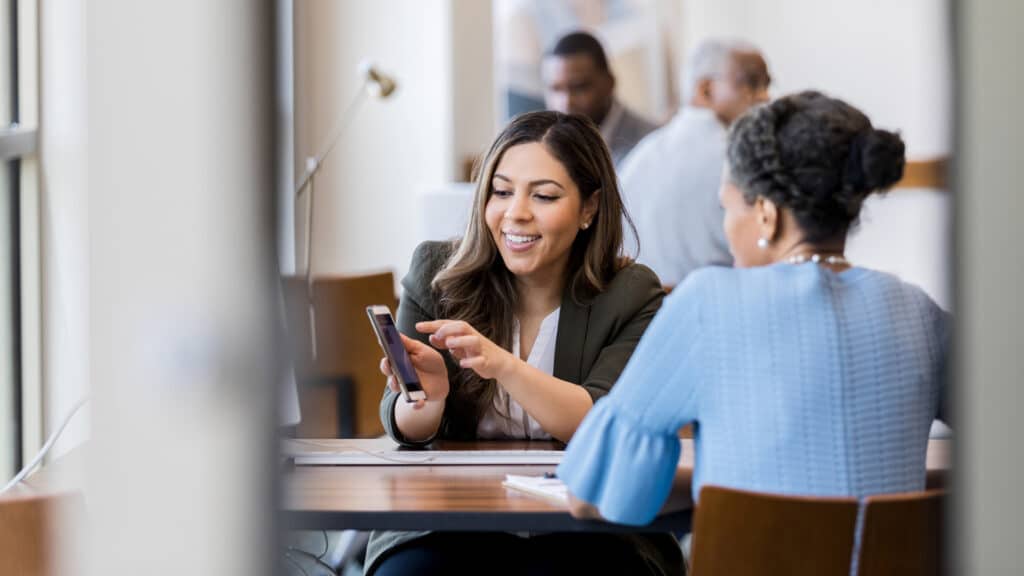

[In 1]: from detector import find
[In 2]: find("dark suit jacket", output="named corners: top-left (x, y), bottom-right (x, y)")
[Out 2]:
top-left (607, 104), bottom-right (659, 168)
top-left (379, 240), bottom-right (665, 446)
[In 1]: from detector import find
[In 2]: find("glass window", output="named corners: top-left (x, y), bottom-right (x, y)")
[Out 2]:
top-left (0, 0), bottom-right (21, 482)
top-left (0, 0), bottom-right (12, 127)
top-left (0, 159), bottom-right (16, 481)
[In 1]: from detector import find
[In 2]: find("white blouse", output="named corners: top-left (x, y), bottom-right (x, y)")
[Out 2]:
top-left (476, 308), bottom-right (560, 440)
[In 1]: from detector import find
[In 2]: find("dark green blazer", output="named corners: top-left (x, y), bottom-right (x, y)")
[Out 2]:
top-left (367, 241), bottom-right (682, 575)
top-left (379, 240), bottom-right (665, 446)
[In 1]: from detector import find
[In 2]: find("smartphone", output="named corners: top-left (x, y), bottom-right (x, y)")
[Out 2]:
top-left (366, 305), bottom-right (427, 403)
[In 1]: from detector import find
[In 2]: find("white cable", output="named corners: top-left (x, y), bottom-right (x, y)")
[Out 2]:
top-left (1, 396), bottom-right (89, 494)
top-left (289, 438), bottom-right (437, 465)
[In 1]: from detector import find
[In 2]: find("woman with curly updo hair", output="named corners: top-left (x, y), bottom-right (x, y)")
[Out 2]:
top-left (558, 91), bottom-right (951, 527)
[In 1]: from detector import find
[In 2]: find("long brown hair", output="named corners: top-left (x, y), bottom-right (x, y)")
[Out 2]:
top-left (432, 110), bottom-right (637, 424)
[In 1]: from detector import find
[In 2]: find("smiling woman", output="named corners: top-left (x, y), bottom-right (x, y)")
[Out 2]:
top-left (389, 111), bottom-right (640, 446)
top-left (485, 142), bottom-right (597, 286)
top-left (365, 111), bottom-right (683, 575)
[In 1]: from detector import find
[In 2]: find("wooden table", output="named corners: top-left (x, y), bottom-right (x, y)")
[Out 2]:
top-left (281, 438), bottom-right (952, 533)
top-left (283, 438), bottom-right (690, 532)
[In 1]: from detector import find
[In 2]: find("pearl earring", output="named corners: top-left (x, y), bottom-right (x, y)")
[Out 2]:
top-left (757, 237), bottom-right (769, 249)
top-left (581, 222), bottom-right (591, 230)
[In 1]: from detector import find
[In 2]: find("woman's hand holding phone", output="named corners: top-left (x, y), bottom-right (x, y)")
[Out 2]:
top-left (379, 333), bottom-right (449, 410)
top-left (415, 320), bottom-right (517, 381)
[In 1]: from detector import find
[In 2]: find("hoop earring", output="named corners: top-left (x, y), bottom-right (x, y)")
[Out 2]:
top-left (757, 237), bottom-right (769, 249)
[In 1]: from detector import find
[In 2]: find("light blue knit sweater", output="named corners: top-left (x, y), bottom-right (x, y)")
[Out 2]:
top-left (557, 263), bottom-right (950, 526)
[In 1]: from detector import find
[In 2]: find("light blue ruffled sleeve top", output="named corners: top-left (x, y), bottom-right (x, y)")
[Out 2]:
top-left (556, 263), bottom-right (950, 526)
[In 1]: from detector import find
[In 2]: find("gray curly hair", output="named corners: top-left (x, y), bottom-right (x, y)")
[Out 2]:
top-left (726, 91), bottom-right (906, 242)
top-left (681, 38), bottom-right (760, 103)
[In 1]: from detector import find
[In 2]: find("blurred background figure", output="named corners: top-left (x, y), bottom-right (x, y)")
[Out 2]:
top-left (495, 0), bottom-right (679, 124)
top-left (542, 31), bottom-right (659, 166)
top-left (620, 38), bottom-right (770, 288)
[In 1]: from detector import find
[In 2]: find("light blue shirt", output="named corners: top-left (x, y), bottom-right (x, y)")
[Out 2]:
top-left (557, 263), bottom-right (950, 526)
top-left (619, 107), bottom-right (733, 286)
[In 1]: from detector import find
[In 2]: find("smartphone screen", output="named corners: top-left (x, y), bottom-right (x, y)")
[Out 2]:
top-left (369, 309), bottom-right (424, 394)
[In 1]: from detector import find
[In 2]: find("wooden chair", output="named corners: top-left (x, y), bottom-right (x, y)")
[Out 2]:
top-left (690, 485), bottom-right (946, 576)
top-left (689, 485), bottom-right (859, 576)
top-left (856, 490), bottom-right (945, 576)
top-left (282, 272), bottom-right (398, 438)
top-left (0, 493), bottom-right (83, 576)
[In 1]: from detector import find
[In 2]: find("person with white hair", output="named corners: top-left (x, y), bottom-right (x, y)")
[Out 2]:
top-left (619, 39), bottom-right (771, 288)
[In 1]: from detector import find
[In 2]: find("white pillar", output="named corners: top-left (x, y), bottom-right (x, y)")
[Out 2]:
top-left (956, 0), bottom-right (1024, 573)
top-left (84, 1), bottom-right (277, 574)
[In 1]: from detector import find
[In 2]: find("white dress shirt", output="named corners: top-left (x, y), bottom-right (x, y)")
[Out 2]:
top-left (476, 308), bottom-right (560, 440)
top-left (619, 106), bottom-right (734, 286)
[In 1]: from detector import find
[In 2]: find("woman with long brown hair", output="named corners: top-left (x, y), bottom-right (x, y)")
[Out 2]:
top-left (365, 111), bottom-right (684, 575)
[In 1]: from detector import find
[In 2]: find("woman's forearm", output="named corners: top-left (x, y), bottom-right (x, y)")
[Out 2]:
top-left (568, 468), bottom-right (693, 522)
top-left (498, 360), bottom-right (594, 443)
top-left (660, 468), bottom-right (694, 514)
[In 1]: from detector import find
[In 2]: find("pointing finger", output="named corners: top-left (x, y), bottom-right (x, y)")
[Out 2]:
top-left (444, 335), bottom-right (478, 351)
top-left (432, 321), bottom-right (473, 340)
top-left (415, 320), bottom-right (447, 334)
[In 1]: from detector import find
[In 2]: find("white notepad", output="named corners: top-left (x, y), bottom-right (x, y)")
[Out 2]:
top-left (502, 474), bottom-right (569, 504)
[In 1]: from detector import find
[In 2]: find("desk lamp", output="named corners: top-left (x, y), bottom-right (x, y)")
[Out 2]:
top-left (294, 60), bottom-right (397, 360)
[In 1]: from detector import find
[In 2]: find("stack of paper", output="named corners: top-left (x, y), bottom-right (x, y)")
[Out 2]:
top-left (502, 474), bottom-right (569, 504)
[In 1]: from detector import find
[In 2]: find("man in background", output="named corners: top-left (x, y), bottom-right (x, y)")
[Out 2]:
top-left (620, 39), bottom-right (771, 287)
top-left (542, 31), bottom-right (658, 167)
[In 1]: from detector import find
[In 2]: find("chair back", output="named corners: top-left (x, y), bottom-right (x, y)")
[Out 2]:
top-left (282, 272), bottom-right (397, 437)
top-left (0, 493), bottom-right (82, 576)
top-left (690, 485), bottom-right (859, 576)
top-left (856, 490), bottom-right (945, 576)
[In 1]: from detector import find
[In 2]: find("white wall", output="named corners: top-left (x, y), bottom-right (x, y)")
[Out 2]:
top-left (293, 0), bottom-right (456, 286)
top-left (682, 0), bottom-right (952, 309)
top-left (451, 0), bottom-right (495, 179)
top-left (290, 0), bottom-right (498, 286)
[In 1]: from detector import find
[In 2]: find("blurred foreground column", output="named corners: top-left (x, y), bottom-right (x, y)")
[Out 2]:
top-left (956, 0), bottom-right (1024, 574)
top-left (84, 1), bottom-right (277, 575)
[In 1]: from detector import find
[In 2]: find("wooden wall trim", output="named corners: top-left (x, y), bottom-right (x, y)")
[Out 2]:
top-left (894, 158), bottom-right (948, 190)
top-left (468, 154), bottom-right (949, 190)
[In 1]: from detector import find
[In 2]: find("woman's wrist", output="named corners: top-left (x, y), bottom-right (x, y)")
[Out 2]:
top-left (424, 394), bottom-right (447, 405)
top-left (493, 349), bottom-right (524, 384)
top-left (394, 394), bottom-right (444, 441)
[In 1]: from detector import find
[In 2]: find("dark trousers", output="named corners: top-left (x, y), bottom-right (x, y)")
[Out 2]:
top-left (372, 531), bottom-right (680, 576)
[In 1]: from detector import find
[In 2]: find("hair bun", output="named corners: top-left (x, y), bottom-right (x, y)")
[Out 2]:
top-left (851, 129), bottom-right (906, 193)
